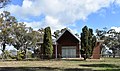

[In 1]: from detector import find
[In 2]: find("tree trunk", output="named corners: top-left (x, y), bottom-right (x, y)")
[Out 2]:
top-left (2, 43), bottom-right (6, 52)
top-left (84, 58), bottom-right (86, 60)
top-left (25, 49), bottom-right (27, 59)
top-left (2, 43), bottom-right (6, 61)
top-left (24, 45), bottom-right (27, 59)
top-left (16, 49), bottom-right (19, 60)
top-left (84, 54), bottom-right (87, 60)
top-left (113, 52), bottom-right (115, 58)
top-left (113, 50), bottom-right (116, 58)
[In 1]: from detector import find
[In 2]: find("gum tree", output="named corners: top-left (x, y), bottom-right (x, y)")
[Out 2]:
top-left (0, 11), bottom-right (16, 60)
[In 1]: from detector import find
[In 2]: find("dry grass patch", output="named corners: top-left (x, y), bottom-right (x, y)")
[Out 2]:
top-left (0, 58), bottom-right (119, 71)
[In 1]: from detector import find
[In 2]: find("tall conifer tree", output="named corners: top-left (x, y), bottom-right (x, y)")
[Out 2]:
top-left (81, 26), bottom-right (96, 60)
top-left (43, 27), bottom-right (53, 59)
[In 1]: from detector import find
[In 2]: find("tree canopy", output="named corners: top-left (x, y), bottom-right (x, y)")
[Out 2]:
top-left (96, 28), bottom-right (120, 58)
top-left (0, 11), bottom-right (16, 60)
top-left (0, 11), bottom-right (44, 60)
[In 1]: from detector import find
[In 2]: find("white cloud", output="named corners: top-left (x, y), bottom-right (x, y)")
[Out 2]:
top-left (44, 16), bottom-right (65, 31)
top-left (6, 0), bottom-right (42, 18)
top-left (115, 0), bottom-right (120, 5)
top-left (111, 27), bottom-right (120, 32)
top-left (69, 28), bottom-right (78, 34)
top-left (24, 21), bottom-right (42, 31)
top-left (24, 16), bottom-right (65, 33)
top-left (2, 0), bottom-right (120, 32)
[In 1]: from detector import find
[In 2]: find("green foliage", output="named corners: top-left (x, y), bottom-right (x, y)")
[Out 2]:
top-left (8, 54), bottom-right (16, 59)
top-left (17, 50), bottom-right (25, 60)
top-left (27, 51), bottom-right (32, 58)
top-left (104, 29), bottom-right (120, 58)
top-left (96, 28), bottom-right (120, 58)
top-left (43, 27), bottom-right (53, 59)
top-left (0, 11), bottom-right (17, 60)
top-left (11, 22), bottom-right (41, 59)
top-left (96, 28), bottom-right (106, 40)
top-left (53, 30), bottom-right (60, 38)
top-left (11, 22), bottom-right (27, 50)
top-left (53, 28), bottom-right (67, 39)
top-left (81, 26), bottom-right (96, 60)
top-left (0, 11), bottom-right (44, 60)
top-left (1, 50), bottom-right (10, 59)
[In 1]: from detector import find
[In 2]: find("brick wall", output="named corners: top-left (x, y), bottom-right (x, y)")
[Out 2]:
top-left (92, 42), bottom-right (101, 59)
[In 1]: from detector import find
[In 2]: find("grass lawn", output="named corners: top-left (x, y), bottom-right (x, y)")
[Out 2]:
top-left (0, 57), bottom-right (120, 71)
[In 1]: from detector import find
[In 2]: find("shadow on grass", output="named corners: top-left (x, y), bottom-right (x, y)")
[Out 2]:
top-left (94, 69), bottom-right (120, 71)
top-left (80, 64), bottom-right (120, 71)
top-left (0, 67), bottom-right (119, 71)
top-left (64, 68), bottom-right (92, 71)
top-left (80, 64), bottom-right (119, 68)
top-left (62, 59), bottom-right (84, 61)
top-left (0, 67), bottom-right (93, 71)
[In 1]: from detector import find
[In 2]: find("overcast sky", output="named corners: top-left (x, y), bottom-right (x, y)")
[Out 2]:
top-left (0, 0), bottom-right (120, 34)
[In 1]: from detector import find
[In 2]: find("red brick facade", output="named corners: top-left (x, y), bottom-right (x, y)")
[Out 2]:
top-left (92, 42), bottom-right (101, 59)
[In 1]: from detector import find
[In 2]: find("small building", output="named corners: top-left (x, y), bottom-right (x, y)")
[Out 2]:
top-left (53, 29), bottom-right (80, 58)
top-left (39, 29), bottom-right (103, 59)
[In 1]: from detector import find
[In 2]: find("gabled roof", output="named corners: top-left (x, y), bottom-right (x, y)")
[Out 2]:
top-left (56, 29), bottom-right (80, 42)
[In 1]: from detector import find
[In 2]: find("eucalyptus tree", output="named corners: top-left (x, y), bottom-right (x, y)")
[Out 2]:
top-left (12, 23), bottom-right (26, 46)
top-left (38, 28), bottom-right (44, 43)
top-left (32, 28), bottom-right (44, 58)
top-left (53, 30), bottom-right (60, 39)
top-left (0, 11), bottom-right (16, 60)
top-left (24, 29), bottom-right (42, 58)
top-left (96, 28), bottom-right (120, 58)
top-left (53, 28), bottom-right (68, 39)
top-left (105, 29), bottom-right (120, 58)
top-left (96, 29), bottom-right (106, 40)
top-left (11, 22), bottom-right (35, 59)
top-left (11, 23), bottom-right (44, 59)
top-left (10, 22), bottom-right (25, 59)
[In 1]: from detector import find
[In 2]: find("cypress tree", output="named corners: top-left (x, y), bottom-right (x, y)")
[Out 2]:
top-left (81, 26), bottom-right (89, 60)
top-left (43, 27), bottom-right (53, 59)
top-left (81, 26), bottom-right (96, 60)
top-left (88, 28), bottom-right (94, 57)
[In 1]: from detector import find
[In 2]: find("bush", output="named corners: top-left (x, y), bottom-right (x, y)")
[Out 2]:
top-left (16, 50), bottom-right (25, 60)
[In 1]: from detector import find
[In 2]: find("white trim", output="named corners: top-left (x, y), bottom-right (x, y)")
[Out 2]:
top-left (62, 46), bottom-right (76, 49)
top-left (55, 42), bottom-right (57, 59)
